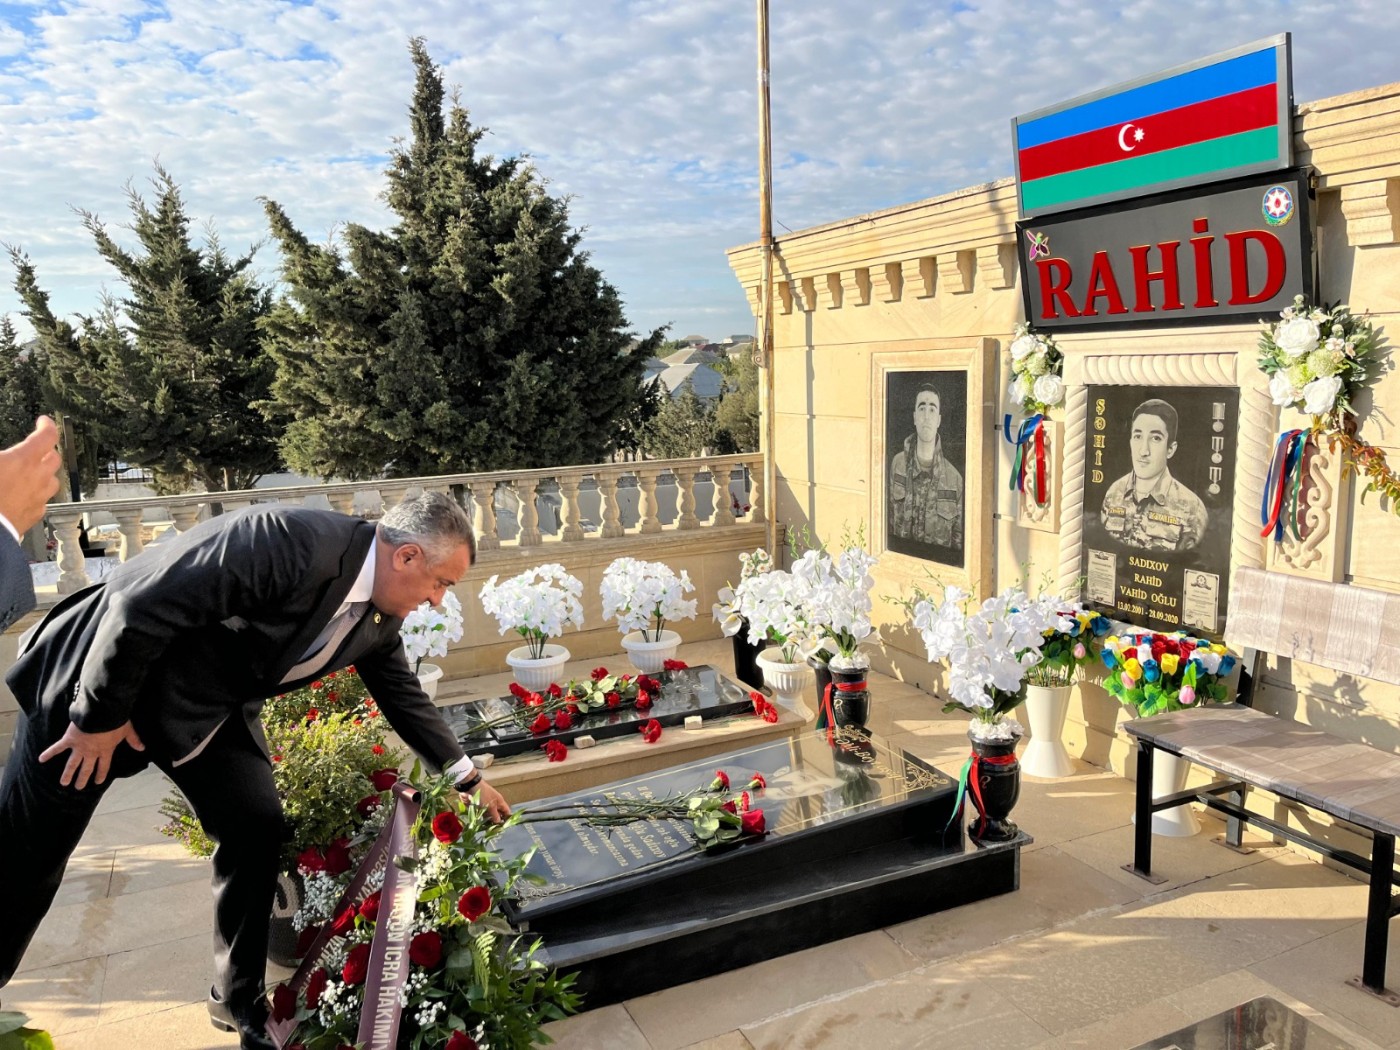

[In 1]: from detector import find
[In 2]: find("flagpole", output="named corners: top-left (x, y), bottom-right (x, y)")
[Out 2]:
top-left (756, 0), bottom-right (778, 559)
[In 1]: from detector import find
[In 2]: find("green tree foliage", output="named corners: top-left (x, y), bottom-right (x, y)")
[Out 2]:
top-left (641, 384), bottom-right (715, 459)
top-left (9, 168), bottom-right (279, 493)
top-left (260, 39), bottom-right (661, 480)
top-left (0, 318), bottom-right (46, 448)
top-left (712, 350), bottom-right (760, 453)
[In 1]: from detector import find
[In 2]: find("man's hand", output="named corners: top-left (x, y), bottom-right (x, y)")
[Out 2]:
top-left (466, 779), bottom-right (511, 823)
top-left (0, 416), bottom-right (61, 536)
top-left (38, 721), bottom-right (146, 790)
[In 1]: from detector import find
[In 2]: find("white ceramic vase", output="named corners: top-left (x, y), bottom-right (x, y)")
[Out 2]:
top-left (505, 644), bottom-right (571, 693)
top-left (1132, 748), bottom-right (1202, 837)
top-left (416, 662), bottom-right (444, 702)
top-left (620, 629), bottom-right (682, 673)
top-left (756, 648), bottom-right (815, 722)
top-left (1018, 683), bottom-right (1075, 779)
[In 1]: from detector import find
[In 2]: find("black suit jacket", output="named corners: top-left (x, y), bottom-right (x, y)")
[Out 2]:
top-left (5, 506), bottom-right (465, 771)
top-left (0, 532), bottom-right (36, 633)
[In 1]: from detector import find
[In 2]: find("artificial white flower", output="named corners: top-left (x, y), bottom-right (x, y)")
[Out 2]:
top-left (478, 564), bottom-right (584, 657)
top-left (1032, 373), bottom-right (1065, 407)
top-left (601, 558), bottom-right (697, 639)
top-left (400, 590), bottom-right (464, 669)
top-left (712, 585), bottom-right (745, 638)
top-left (1301, 374), bottom-right (1343, 416)
top-left (1009, 374), bottom-right (1032, 405)
top-left (1268, 371), bottom-right (1302, 408)
top-left (1274, 316), bottom-right (1321, 358)
top-left (1009, 334), bottom-right (1039, 362)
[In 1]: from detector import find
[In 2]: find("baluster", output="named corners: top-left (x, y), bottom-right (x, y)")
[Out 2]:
top-left (598, 470), bottom-right (624, 539)
top-left (746, 458), bottom-right (766, 524)
top-left (471, 482), bottom-right (501, 551)
top-left (637, 468), bottom-right (663, 535)
top-left (559, 473), bottom-right (584, 542)
top-left (326, 490), bottom-right (357, 516)
top-left (169, 503), bottom-right (202, 535)
top-left (710, 462), bottom-right (736, 527)
top-left (379, 482), bottom-right (411, 513)
top-left (50, 507), bottom-right (91, 594)
top-left (518, 477), bottom-right (542, 546)
top-left (677, 465), bottom-right (700, 530)
top-left (113, 508), bottom-right (145, 561)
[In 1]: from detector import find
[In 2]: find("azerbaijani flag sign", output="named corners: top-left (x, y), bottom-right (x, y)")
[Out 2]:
top-left (1014, 35), bottom-right (1292, 217)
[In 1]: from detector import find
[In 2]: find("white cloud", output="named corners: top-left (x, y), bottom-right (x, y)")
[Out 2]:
top-left (1, 0), bottom-right (1398, 345)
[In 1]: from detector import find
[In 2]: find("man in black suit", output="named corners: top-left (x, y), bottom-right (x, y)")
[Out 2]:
top-left (0, 416), bottom-right (61, 632)
top-left (0, 492), bottom-right (507, 1049)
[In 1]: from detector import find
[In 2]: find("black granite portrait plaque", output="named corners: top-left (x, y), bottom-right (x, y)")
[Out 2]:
top-left (1080, 384), bottom-right (1238, 639)
top-left (884, 369), bottom-right (968, 568)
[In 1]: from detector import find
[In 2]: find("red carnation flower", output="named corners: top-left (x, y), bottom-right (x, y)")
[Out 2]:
top-left (305, 968), bottom-right (329, 1011)
top-left (270, 982), bottom-right (297, 1022)
top-left (738, 790), bottom-right (752, 812)
top-left (445, 1032), bottom-right (479, 1050)
top-left (355, 794), bottom-right (381, 819)
top-left (508, 682), bottom-right (526, 698)
top-left (342, 942), bottom-right (371, 986)
top-left (458, 885), bottom-right (492, 921)
top-left (640, 719), bottom-right (662, 744)
top-left (370, 768), bottom-right (399, 791)
top-left (747, 772), bottom-right (767, 790)
top-left (529, 712), bottom-right (552, 734)
top-left (323, 839), bottom-right (352, 876)
top-left (760, 704), bottom-right (778, 724)
top-left (409, 930), bottom-right (444, 968)
top-left (662, 659), bottom-right (688, 671)
top-left (741, 808), bottom-right (767, 835)
top-left (711, 770), bottom-right (730, 790)
top-left (554, 709), bottom-right (572, 731)
top-left (544, 739), bottom-right (568, 762)
top-left (722, 800), bottom-right (737, 814)
top-left (605, 690), bottom-right (621, 708)
top-left (591, 666), bottom-right (609, 681)
top-left (566, 701), bottom-right (581, 715)
top-left (432, 810), bottom-right (464, 844)
top-left (347, 665), bottom-right (356, 674)
top-left (547, 682), bottom-right (563, 697)
top-left (523, 692), bottom-right (545, 708)
top-left (634, 690), bottom-right (653, 710)
top-left (359, 891), bottom-right (382, 922)
top-left (750, 691), bottom-right (767, 714)
top-left (372, 744), bottom-right (385, 755)
top-left (637, 675), bottom-right (660, 693)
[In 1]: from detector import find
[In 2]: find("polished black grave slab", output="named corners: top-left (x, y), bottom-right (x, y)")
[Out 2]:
top-left (496, 724), bottom-right (1030, 1006)
top-left (437, 663), bottom-right (757, 759)
top-left (1130, 996), bottom-right (1361, 1050)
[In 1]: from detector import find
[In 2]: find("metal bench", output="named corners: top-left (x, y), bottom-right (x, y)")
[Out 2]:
top-left (1124, 703), bottom-right (1400, 1004)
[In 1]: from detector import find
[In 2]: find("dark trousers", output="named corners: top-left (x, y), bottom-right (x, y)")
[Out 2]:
top-left (0, 710), bottom-right (287, 1013)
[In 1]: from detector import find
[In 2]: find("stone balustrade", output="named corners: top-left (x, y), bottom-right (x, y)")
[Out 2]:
top-left (41, 453), bottom-right (765, 595)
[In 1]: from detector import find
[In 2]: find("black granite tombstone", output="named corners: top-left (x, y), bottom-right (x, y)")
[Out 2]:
top-left (497, 725), bottom-right (1030, 1005)
top-left (1130, 996), bottom-right (1361, 1050)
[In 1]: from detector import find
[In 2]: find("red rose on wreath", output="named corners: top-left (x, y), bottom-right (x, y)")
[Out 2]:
top-left (355, 794), bottom-right (381, 819)
top-left (270, 982), bottom-right (297, 1022)
top-left (459, 885), bottom-right (492, 921)
top-left (722, 800), bottom-right (737, 814)
top-left (369, 768), bottom-right (399, 791)
top-left (329, 904), bottom-right (357, 938)
top-left (432, 810), bottom-right (463, 844)
top-left (409, 930), bottom-right (444, 968)
top-left (741, 808), bottom-right (767, 835)
top-left (640, 719), bottom-right (662, 744)
top-left (358, 890), bottom-right (382, 922)
top-left (342, 942), bottom-right (371, 985)
top-left (297, 847), bottom-right (326, 875)
top-left (605, 690), bottom-right (621, 708)
top-left (323, 838), bottom-right (352, 877)
top-left (634, 690), bottom-right (653, 711)
top-left (529, 712), bottom-right (552, 734)
top-left (446, 1032), bottom-right (479, 1050)
top-left (544, 739), bottom-right (567, 761)
top-left (663, 659), bottom-right (688, 671)
top-left (305, 967), bottom-right (329, 1011)
top-left (554, 709), bottom-right (572, 731)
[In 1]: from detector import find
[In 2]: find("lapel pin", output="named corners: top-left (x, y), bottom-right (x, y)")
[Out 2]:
top-left (373, 612), bottom-right (382, 624)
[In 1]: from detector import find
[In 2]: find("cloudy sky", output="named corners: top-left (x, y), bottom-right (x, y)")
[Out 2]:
top-left (2, 0), bottom-right (1399, 345)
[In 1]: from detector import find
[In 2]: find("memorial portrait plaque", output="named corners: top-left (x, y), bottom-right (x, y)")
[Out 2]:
top-left (883, 369), bottom-right (969, 568)
top-left (1080, 384), bottom-right (1238, 639)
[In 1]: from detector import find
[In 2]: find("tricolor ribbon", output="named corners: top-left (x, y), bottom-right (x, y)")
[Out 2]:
top-left (1260, 429), bottom-right (1308, 542)
top-left (1003, 413), bottom-right (1047, 505)
top-left (945, 748), bottom-right (1018, 837)
top-left (818, 678), bottom-right (867, 746)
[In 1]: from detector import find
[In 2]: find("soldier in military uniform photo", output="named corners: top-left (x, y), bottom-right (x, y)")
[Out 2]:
top-left (889, 383), bottom-right (964, 552)
top-left (1100, 398), bottom-right (1207, 552)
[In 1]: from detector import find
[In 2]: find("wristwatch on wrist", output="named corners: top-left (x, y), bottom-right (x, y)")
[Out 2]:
top-left (456, 768), bottom-right (483, 793)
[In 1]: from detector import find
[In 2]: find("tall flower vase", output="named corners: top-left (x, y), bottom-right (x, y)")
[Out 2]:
top-left (1132, 747), bottom-right (1201, 837)
top-left (965, 730), bottom-right (1023, 843)
top-left (621, 629), bottom-right (682, 673)
top-left (756, 648), bottom-right (815, 722)
top-left (506, 644), bottom-right (571, 693)
top-left (730, 623), bottom-right (767, 690)
top-left (818, 666), bottom-right (870, 730)
top-left (1018, 683), bottom-right (1075, 779)
top-left (809, 656), bottom-right (832, 719)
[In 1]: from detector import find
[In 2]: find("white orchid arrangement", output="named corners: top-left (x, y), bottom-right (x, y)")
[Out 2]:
top-left (1259, 295), bottom-right (1377, 425)
top-left (400, 590), bottom-right (465, 672)
top-left (1007, 323), bottom-right (1066, 416)
top-left (713, 547), bottom-right (774, 638)
top-left (601, 557), bottom-right (698, 641)
top-left (911, 585), bottom-right (1060, 741)
top-left (734, 565), bottom-right (821, 664)
top-left (478, 563), bottom-right (585, 659)
top-left (794, 546), bottom-right (878, 670)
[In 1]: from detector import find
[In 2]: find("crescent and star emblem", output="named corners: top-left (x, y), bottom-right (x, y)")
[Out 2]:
top-left (1117, 123), bottom-right (1145, 152)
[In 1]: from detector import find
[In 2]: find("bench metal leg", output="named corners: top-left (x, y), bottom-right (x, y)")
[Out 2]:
top-left (1347, 831), bottom-right (1399, 1005)
top-left (1124, 741), bottom-right (1167, 884)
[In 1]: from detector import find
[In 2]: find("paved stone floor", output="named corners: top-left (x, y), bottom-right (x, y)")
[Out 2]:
top-left (6, 641), bottom-right (1398, 1049)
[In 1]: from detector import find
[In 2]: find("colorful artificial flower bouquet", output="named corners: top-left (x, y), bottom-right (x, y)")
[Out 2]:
top-left (1259, 295), bottom-right (1377, 426)
top-left (1026, 600), bottom-right (1112, 687)
top-left (601, 557), bottom-right (698, 641)
top-left (401, 590), bottom-right (465, 672)
top-left (1007, 323), bottom-right (1065, 416)
top-left (713, 547), bottom-right (773, 637)
top-left (794, 545), bottom-right (879, 670)
top-left (478, 563), bottom-right (584, 658)
top-left (1100, 630), bottom-right (1236, 717)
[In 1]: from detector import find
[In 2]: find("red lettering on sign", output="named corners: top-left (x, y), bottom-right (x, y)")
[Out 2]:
top-left (1128, 242), bottom-right (1183, 313)
top-left (1225, 229), bottom-right (1286, 305)
top-left (1190, 218), bottom-right (1218, 308)
top-left (1035, 258), bottom-right (1080, 319)
top-left (1081, 250), bottom-right (1128, 316)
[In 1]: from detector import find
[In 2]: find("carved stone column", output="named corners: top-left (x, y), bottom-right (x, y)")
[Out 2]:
top-left (326, 490), bottom-right (357, 517)
top-left (676, 466), bottom-right (700, 530)
top-left (747, 458), bottom-right (766, 525)
top-left (559, 473), bottom-right (585, 542)
top-left (49, 507), bottom-right (90, 594)
top-left (113, 508), bottom-right (145, 562)
top-left (379, 482), bottom-right (411, 513)
top-left (709, 462), bottom-right (736, 526)
top-left (598, 471), bottom-right (625, 538)
top-left (168, 503), bottom-right (202, 535)
top-left (469, 482), bottom-right (501, 551)
top-left (517, 478), bottom-right (542, 547)
top-left (637, 469), bottom-right (663, 534)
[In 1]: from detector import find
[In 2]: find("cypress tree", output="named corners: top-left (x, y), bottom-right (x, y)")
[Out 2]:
top-left (261, 38), bottom-right (661, 479)
top-left (0, 317), bottom-right (46, 448)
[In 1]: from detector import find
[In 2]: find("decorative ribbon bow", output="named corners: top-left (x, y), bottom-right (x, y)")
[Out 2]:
top-left (946, 748), bottom-right (1017, 837)
top-left (1260, 428), bottom-right (1308, 543)
top-left (1003, 413), bottom-right (1047, 505)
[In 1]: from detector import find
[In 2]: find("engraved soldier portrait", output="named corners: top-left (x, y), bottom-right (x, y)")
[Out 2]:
top-left (885, 373), bottom-right (967, 566)
top-left (1100, 398), bottom-right (1207, 552)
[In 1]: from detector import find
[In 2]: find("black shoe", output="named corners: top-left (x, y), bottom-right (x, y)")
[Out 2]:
top-left (207, 988), bottom-right (276, 1050)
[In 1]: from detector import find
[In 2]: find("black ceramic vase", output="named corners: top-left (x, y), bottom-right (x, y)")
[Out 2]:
top-left (827, 667), bottom-right (870, 727)
top-left (966, 733), bottom-right (1022, 843)
top-left (730, 622), bottom-right (767, 691)
top-left (810, 656), bottom-right (833, 723)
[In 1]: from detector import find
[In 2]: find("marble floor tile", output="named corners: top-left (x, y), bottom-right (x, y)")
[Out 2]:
top-left (544, 1003), bottom-right (652, 1050)
top-left (56, 1001), bottom-right (234, 1050)
top-left (98, 932), bottom-right (211, 1027)
top-left (105, 839), bottom-right (213, 900)
top-left (679, 1033), bottom-right (757, 1050)
top-left (1029, 996), bottom-right (1194, 1050)
top-left (624, 930), bottom-right (919, 1050)
top-left (70, 801), bottom-right (172, 858)
top-left (2, 954), bottom-right (107, 1035)
top-left (95, 768), bottom-right (180, 816)
top-left (51, 849), bottom-right (116, 907)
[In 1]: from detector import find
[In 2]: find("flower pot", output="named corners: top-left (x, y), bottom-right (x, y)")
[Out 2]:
top-left (730, 624), bottom-right (768, 690)
top-left (966, 730), bottom-right (1023, 843)
top-left (1132, 747), bottom-right (1201, 837)
top-left (416, 661), bottom-right (444, 702)
top-left (809, 655), bottom-right (832, 718)
top-left (1018, 683), bottom-right (1075, 779)
top-left (506, 644), bottom-right (571, 693)
top-left (621, 629), bottom-right (681, 673)
top-left (820, 666), bottom-right (870, 729)
top-left (267, 869), bottom-right (307, 968)
top-left (756, 648), bottom-right (815, 722)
